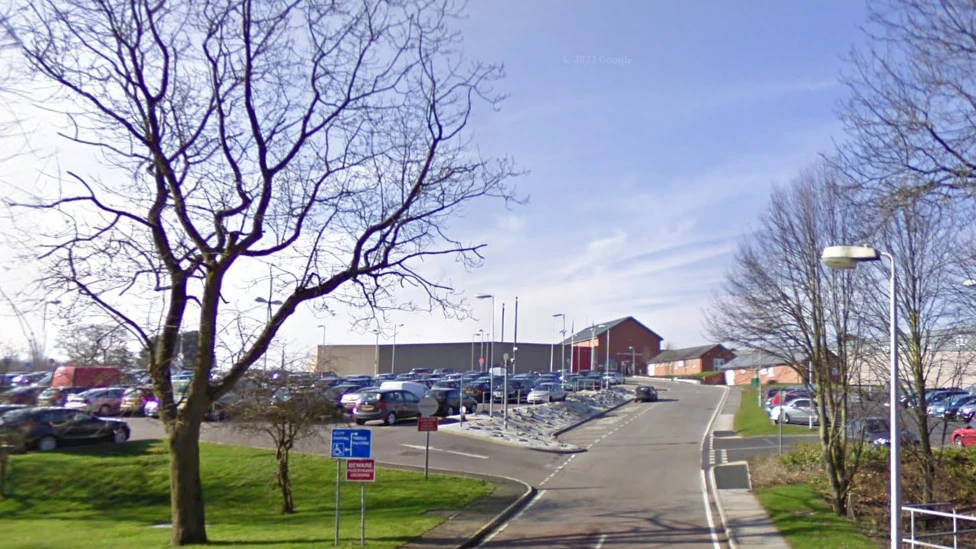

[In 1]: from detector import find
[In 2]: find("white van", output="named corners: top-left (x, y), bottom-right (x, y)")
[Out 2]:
top-left (378, 381), bottom-right (428, 400)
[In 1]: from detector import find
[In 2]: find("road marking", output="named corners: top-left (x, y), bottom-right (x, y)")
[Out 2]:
top-left (594, 533), bottom-right (607, 549)
top-left (400, 444), bottom-right (488, 459)
top-left (699, 386), bottom-right (730, 549)
top-left (720, 449), bottom-right (728, 464)
top-left (478, 489), bottom-right (547, 546)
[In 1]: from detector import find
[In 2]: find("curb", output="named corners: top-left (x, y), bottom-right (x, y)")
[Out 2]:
top-left (375, 462), bottom-right (536, 549)
top-left (550, 396), bottom-right (634, 438)
top-left (710, 465), bottom-right (739, 549)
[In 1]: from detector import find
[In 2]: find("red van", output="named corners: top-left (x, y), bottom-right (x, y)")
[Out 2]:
top-left (51, 366), bottom-right (122, 388)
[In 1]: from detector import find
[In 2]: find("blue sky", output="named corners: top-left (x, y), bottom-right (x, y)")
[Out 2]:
top-left (0, 1), bottom-right (870, 360)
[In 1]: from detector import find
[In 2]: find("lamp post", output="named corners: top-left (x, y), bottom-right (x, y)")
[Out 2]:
top-left (628, 345), bottom-right (635, 383)
top-left (472, 330), bottom-right (483, 370)
top-left (598, 323), bottom-right (609, 390)
top-left (552, 313), bottom-right (565, 375)
top-left (371, 329), bottom-right (381, 377)
top-left (589, 324), bottom-right (596, 371)
top-left (391, 323), bottom-right (404, 374)
top-left (822, 245), bottom-right (899, 549)
top-left (255, 295), bottom-right (283, 371)
top-left (477, 294), bottom-right (495, 417)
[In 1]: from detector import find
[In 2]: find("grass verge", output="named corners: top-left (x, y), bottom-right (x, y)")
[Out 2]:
top-left (0, 440), bottom-right (493, 549)
top-left (735, 387), bottom-right (815, 437)
top-left (755, 483), bottom-right (877, 549)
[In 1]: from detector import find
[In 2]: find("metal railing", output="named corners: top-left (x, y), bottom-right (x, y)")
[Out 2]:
top-left (904, 503), bottom-right (976, 549)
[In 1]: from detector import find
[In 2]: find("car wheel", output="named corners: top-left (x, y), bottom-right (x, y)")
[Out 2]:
top-left (113, 428), bottom-right (129, 444)
top-left (783, 413), bottom-right (792, 425)
top-left (355, 419), bottom-right (365, 425)
top-left (37, 436), bottom-right (58, 452)
top-left (99, 405), bottom-right (111, 416)
top-left (954, 436), bottom-right (964, 447)
top-left (385, 412), bottom-right (397, 426)
top-left (447, 406), bottom-right (455, 416)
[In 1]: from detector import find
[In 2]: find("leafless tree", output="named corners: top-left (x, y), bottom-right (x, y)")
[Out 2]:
top-left (2, 0), bottom-right (518, 544)
top-left (229, 353), bottom-right (343, 514)
top-left (855, 197), bottom-right (969, 503)
top-left (706, 159), bottom-right (874, 515)
top-left (57, 323), bottom-right (133, 367)
top-left (839, 0), bottom-right (976, 205)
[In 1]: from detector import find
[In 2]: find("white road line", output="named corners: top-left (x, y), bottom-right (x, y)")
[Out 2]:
top-left (479, 491), bottom-right (548, 547)
top-left (699, 386), bottom-right (730, 549)
top-left (400, 444), bottom-right (488, 459)
top-left (720, 449), bottom-right (728, 464)
top-left (594, 533), bottom-right (608, 549)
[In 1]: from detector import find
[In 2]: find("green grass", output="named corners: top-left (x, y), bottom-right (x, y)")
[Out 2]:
top-left (755, 484), bottom-right (878, 549)
top-left (0, 440), bottom-right (493, 549)
top-left (735, 387), bottom-right (815, 437)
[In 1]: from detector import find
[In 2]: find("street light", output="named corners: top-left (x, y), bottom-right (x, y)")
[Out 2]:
top-left (477, 294), bottom-right (495, 417)
top-left (371, 328), bottom-right (381, 377)
top-left (391, 323), bottom-right (404, 374)
top-left (598, 323), bottom-right (609, 390)
top-left (551, 313), bottom-right (565, 373)
top-left (822, 244), bottom-right (900, 549)
top-left (255, 296), bottom-right (283, 371)
top-left (472, 330), bottom-right (483, 371)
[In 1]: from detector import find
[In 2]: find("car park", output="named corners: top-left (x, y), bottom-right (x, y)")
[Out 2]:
top-left (352, 389), bottom-right (421, 425)
top-left (634, 385), bottom-right (658, 402)
top-left (423, 388), bottom-right (477, 416)
top-left (0, 407), bottom-right (130, 451)
top-left (120, 387), bottom-right (156, 416)
top-left (526, 382), bottom-right (567, 404)
top-left (932, 394), bottom-right (976, 420)
top-left (463, 381), bottom-right (491, 403)
top-left (36, 386), bottom-right (88, 407)
top-left (602, 371), bottom-right (624, 385)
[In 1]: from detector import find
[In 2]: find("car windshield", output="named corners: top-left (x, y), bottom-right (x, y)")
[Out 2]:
top-left (360, 392), bottom-right (383, 404)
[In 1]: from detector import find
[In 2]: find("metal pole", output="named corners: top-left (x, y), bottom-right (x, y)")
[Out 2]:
top-left (373, 330), bottom-right (379, 377)
top-left (504, 357), bottom-right (509, 430)
top-left (513, 296), bottom-right (519, 373)
top-left (424, 431), bottom-right (430, 479)
top-left (549, 317), bottom-right (555, 373)
top-left (606, 326), bottom-right (611, 390)
top-left (335, 460), bottom-right (342, 546)
top-left (778, 403), bottom-right (784, 455)
top-left (886, 252), bottom-right (901, 549)
top-left (490, 298), bottom-right (495, 417)
top-left (471, 334), bottom-right (476, 371)
top-left (590, 324), bottom-right (595, 371)
top-left (360, 483), bottom-right (366, 546)
top-left (561, 316), bottom-right (566, 378)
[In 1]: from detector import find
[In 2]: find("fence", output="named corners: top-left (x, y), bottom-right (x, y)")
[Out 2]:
top-left (904, 503), bottom-right (976, 549)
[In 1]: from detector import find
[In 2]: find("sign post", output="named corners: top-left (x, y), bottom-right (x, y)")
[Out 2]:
top-left (418, 397), bottom-right (440, 479)
top-left (345, 459), bottom-right (375, 547)
top-left (331, 429), bottom-right (373, 546)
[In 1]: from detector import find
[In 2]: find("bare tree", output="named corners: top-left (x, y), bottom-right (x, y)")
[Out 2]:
top-left (58, 323), bottom-right (132, 367)
top-left (839, 0), bottom-right (976, 204)
top-left (229, 359), bottom-right (343, 514)
top-left (706, 160), bottom-right (873, 515)
top-left (3, 0), bottom-right (518, 544)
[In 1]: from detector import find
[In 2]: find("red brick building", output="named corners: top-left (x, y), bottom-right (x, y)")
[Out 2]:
top-left (718, 350), bottom-right (807, 386)
top-left (559, 317), bottom-right (663, 375)
top-left (648, 344), bottom-right (735, 378)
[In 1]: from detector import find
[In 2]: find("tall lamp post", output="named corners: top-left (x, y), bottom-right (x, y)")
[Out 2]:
top-left (476, 294), bottom-right (495, 417)
top-left (255, 296), bottom-right (283, 371)
top-left (472, 330), bottom-right (483, 370)
top-left (598, 323), bottom-right (609, 390)
top-left (822, 245), bottom-right (899, 549)
top-left (391, 323), bottom-right (404, 374)
top-left (552, 313), bottom-right (565, 375)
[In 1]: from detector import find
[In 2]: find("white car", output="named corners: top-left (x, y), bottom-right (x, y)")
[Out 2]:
top-left (602, 371), bottom-right (625, 385)
top-left (526, 383), bottom-right (568, 404)
top-left (769, 398), bottom-right (822, 425)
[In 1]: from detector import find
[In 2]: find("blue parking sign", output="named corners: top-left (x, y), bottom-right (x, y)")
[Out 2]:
top-left (331, 428), bottom-right (372, 459)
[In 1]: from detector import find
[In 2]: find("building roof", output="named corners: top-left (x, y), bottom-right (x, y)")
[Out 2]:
top-left (647, 344), bottom-right (725, 364)
top-left (559, 317), bottom-right (662, 345)
top-left (719, 350), bottom-right (794, 371)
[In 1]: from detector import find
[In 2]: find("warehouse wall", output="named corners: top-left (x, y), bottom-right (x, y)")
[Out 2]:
top-left (316, 342), bottom-right (562, 376)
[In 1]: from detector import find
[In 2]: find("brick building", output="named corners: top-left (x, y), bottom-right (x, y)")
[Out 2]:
top-left (559, 317), bottom-right (663, 375)
top-left (717, 350), bottom-right (806, 386)
top-left (647, 344), bottom-right (735, 378)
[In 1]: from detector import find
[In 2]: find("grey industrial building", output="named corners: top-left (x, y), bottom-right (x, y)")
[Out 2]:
top-left (316, 341), bottom-right (560, 377)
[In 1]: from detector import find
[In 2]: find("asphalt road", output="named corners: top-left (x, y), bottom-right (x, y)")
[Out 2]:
top-left (475, 381), bottom-right (727, 549)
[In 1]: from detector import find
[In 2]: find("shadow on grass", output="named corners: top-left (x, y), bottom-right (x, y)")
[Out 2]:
top-left (58, 439), bottom-right (161, 458)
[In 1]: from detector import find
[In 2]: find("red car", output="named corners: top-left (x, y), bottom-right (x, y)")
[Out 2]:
top-left (951, 423), bottom-right (976, 447)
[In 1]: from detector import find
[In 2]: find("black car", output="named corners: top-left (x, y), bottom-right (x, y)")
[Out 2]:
top-left (846, 417), bottom-right (920, 447)
top-left (424, 388), bottom-right (478, 416)
top-left (635, 385), bottom-right (659, 402)
top-left (0, 407), bottom-right (131, 452)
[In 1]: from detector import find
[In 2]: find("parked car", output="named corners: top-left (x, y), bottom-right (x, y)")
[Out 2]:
top-left (634, 385), bottom-right (659, 402)
top-left (931, 394), bottom-right (976, 420)
top-left (352, 389), bottom-right (421, 425)
top-left (36, 386), bottom-right (89, 407)
top-left (960, 401), bottom-right (976, 423)
top-left (64, 387), bottom-right (126, 416)
top-left (602, 371), bottom-right (625, 385)
top-left (526, 383), bottom-right (567, 404)
top-left (0, 404), bottom-right (26, 416)
top-left (423, 388), bottom-right (478, 416)
top-left (0, 386), bottom-right (44, 405)
top-left (51, 366), bottom-right (122, 388)
top-left (120, 387), bottom-right (156, 416)
top-left (378, 380), bottom-right (428, 400)
top-left (769, 398), bottom-right (820, 426)
top-left (951, 422), bottom-right (976, 447)
top-left (846, 417), bottom-right (920, 446)
top-left (463, 382), bottom-right (491, 403)
top-left (0, 407), bottom-right (130, 451)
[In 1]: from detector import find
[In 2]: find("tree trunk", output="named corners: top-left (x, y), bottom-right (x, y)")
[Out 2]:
top-left (276, 446), bottom-right (294, 514)
top-left (169, 420), bottom-right (208, 545)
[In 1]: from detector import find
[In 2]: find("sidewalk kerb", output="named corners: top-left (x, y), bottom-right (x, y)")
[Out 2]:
top-left (710, 465), bottom-right (739, 549)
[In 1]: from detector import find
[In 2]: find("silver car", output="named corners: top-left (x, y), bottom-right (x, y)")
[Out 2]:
top-left (769, 397), bottom-right (821, 425)
top-left (526, 382), bottom-right (568, 404)
top-left (64, 387), bottom-right (126, 416)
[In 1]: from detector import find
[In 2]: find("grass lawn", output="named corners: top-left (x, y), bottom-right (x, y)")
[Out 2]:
top-left (0, 440), bottom-right (493, 549)
top-left (735, 387), bottom-right (815, 437)
top-left (755, 484), bottom-right (878, 549)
